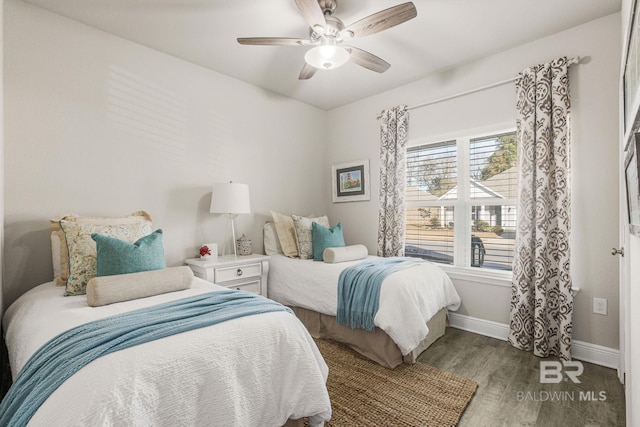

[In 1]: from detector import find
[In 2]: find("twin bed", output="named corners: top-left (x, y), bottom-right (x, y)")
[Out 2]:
top-left (1, 211), bottom-right (460, 426)
top-left (2, 277), bottom-right (332, 426)
top-left (263, 214), bottom-right (461, 369)
top-left (267, 253), bottom-right (460, 369)
top-left (2, 212), bottom-right (333, 426)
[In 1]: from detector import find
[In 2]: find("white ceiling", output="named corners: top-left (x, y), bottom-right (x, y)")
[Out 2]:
top-left (23, 0), bottom-right (621, 110)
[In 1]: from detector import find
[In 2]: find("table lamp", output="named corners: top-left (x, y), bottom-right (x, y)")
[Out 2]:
top-left (209, 182), bottom-right (251, 257)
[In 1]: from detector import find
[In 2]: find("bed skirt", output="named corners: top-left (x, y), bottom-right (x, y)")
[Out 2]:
top-left (290, 306), bottom-right (448, 369)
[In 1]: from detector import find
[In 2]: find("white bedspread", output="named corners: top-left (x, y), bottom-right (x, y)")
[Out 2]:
top-left (3, 278), bottom-right (332, 427)
top-left (267, 254), bottom-right (461, 355)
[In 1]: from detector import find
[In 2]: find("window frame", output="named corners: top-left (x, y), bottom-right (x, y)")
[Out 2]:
top-left (405, 124), bottom-right (516, 285)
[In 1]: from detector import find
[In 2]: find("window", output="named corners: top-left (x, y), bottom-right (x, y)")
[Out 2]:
top-left (405, 131), bottom-right (517, 271)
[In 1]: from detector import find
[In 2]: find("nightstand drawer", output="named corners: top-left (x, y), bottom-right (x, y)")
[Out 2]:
top-left (185, 255), bottom-right (269, 297)
top-left (214, 262), bottom-right (262, 283)
top-left (227, 280), bottom-right (261, 294)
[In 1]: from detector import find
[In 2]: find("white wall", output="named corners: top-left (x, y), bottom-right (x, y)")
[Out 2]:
top-left (3, 1), bottom-right (328, 308)
top-left (327, 13), bottom-right (621, 349)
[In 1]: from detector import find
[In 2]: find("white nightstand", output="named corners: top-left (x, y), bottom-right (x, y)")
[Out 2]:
top-left (185, 254), bottom-right (270, 297)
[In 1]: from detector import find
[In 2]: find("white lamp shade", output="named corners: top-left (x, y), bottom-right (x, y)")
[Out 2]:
top-left (304, 45), bottom-right (350, 70)
top-left (209, 183), bottom-right (251, 214)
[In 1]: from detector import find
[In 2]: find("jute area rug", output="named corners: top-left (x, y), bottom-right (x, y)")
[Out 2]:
top-left (309, 338), bottom-right (477, 427)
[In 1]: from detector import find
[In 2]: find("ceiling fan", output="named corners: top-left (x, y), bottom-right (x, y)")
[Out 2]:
top-left (237, 0), bottom-right (417, 80)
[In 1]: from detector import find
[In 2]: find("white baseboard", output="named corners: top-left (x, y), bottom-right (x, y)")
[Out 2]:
top-left (571, 340), bottom-right (620, 369)
top-left (448, 312), bottom-right (509, 340)
top-left (447, 312), bottom-right (619, 369)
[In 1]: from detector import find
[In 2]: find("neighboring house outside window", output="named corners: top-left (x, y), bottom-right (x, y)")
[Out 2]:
top-left (405, 130), bottom-right (517, 271)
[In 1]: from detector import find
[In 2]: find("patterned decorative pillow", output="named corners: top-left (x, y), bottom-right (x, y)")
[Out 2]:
top-left (312, 222), bottom-right (346, 261)
top-left (92, 229), bottom-right (166, 277)
top-left (292, 215), bottom-right (330, 260)
top-left (50, 211), bottom-right (152, 286)
top-left (60, 219), bottom-right (153, 296)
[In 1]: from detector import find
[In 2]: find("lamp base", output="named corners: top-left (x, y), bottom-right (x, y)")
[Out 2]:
top-left (221, 214), bottom-right (238, 258)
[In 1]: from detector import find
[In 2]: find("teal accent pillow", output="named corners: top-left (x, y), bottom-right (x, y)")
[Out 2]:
top-left (92, 229), bottom-right (166, 277)
top-left (312, 222), bottom-right (346, 261)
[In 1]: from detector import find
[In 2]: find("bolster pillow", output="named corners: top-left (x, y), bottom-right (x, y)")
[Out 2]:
top-left (86, 266), bottom-right (193, 307)
top-left (323, 244), bottom-right (369, 263)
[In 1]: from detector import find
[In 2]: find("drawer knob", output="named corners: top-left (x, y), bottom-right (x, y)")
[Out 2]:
top-left (236, 268), bottom-right (243, 276)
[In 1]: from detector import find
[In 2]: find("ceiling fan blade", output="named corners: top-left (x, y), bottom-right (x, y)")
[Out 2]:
top-left (294, 0), bottom-right (326, 32)
top-left (347, 47), bottom-right (391, 73)
top-left (299, 63), bottom-right (318, 80)
top-left (344, 2), bottom-right (417, 38)
top-left (237, 37), bottom-right (306, 46)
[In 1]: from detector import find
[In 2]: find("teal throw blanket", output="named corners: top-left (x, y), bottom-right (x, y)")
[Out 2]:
top-left (0, 290), bottom-right (292, 427)
top-left (337, 257), bottom-right (422, 331)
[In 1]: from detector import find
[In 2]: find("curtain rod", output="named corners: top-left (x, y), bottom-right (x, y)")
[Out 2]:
top-left (402, 56), bottom-right (580, 113)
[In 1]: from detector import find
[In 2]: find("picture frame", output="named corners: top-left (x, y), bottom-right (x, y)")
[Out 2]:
top-left (332, 159), bottom-right (370, 203)
top-left (624, 134), bottom-right (640, 237)
top-left (624, 1), bottom-right (640, 132)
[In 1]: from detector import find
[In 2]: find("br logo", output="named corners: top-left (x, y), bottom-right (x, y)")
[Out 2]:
top-left (540, 361), bottom-right (584, 384)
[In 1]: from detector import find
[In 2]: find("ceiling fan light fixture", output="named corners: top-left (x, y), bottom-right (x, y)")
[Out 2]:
top-left (239, 0), bottom-right (418, 79)
top-left (305, 44), bottom-right (350, 70)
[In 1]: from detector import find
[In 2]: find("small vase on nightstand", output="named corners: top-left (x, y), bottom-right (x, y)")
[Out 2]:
top-left (236, 234), bottom-right (252, 256)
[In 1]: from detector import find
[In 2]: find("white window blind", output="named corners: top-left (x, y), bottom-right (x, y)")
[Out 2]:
top-left (405, 131), bottom-right (517, 271)
top-left (468, 133), bottom-right (517, 270)
top-left (406, 141), bottom-right (457, 265)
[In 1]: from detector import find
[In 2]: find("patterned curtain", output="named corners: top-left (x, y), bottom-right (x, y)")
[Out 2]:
top-left (508, 57), bottom-right (573, 361)
top-left (377, 105), bottom-right (410, 257)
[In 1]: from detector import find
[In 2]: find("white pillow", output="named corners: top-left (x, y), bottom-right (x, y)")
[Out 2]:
top-left (323, 244), bottom-right (369, 263)
top-left (51, 232), bottom-right (61, 280)
top-left (86, 266), bottom-right (193, 307)
top-left (263, 222), bottom-right (283, 256)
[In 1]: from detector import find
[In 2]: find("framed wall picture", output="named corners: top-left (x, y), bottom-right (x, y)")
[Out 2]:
top-left (625, 134), bottom-right (640, 236)
top-left (332, 159), bottom-right (370, 203)
top-left (624, 1), bottom-right (640, 132)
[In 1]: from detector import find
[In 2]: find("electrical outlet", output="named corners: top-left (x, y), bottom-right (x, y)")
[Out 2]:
top-left (593, 297), bottom-right (607, 315)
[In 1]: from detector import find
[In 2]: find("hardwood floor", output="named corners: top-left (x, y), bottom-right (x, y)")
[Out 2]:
top-left (0, 327), bottom-right (625, 425)
top-left (418, 328), bottom-right (626, 426)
